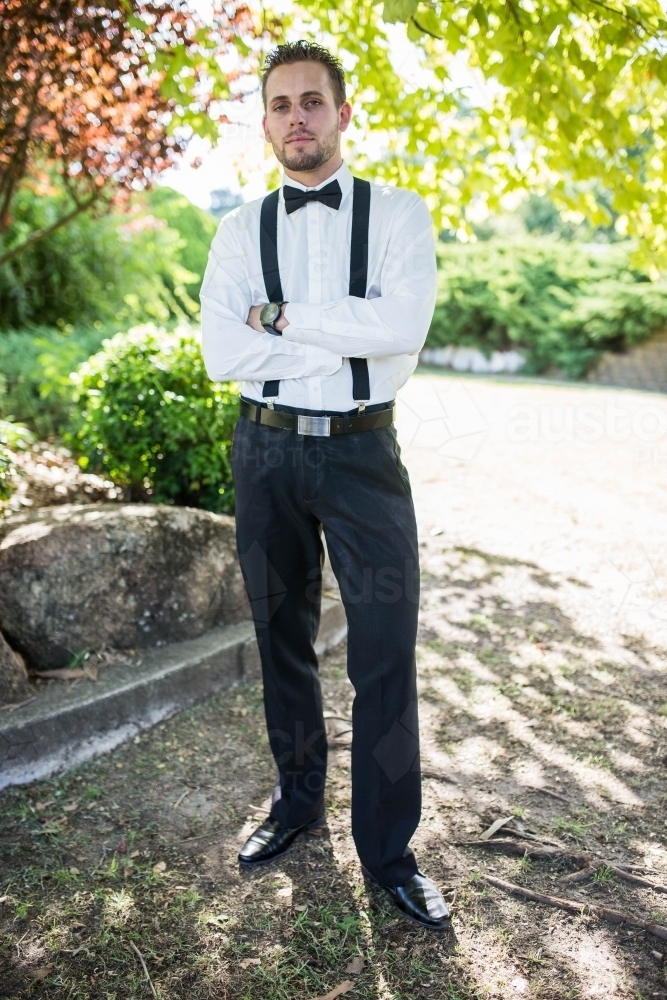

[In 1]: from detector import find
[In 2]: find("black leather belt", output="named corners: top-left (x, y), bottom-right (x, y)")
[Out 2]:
top-left (240, 399), bottom-right (395, 437)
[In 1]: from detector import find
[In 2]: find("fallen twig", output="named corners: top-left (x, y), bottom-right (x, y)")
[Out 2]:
top-left (461, 838), bottom-right (667, 894)
top-left (558, 868), bottom-right (596, 884)
top-left (500, 827), bottom-right (565, 848)
top-left (530, 787), bottom-right (570, 804)
top-left (611, 868), bottom-right (667, 894)
top-left (483, 875), bottom-right (667, 942)
top-left (31, 667), bottom-right (98, 681)
top-left (128, 940), bottom-right (158, 998)
top-left (171, 830), bottom-right (216, 845)
top-left (422, 768), bottom-right (458, 785)
top-left (173, 789), bottom-right (191, 810)
top-left (61, 945), bottom-right (91, 957)
top-left (457, 838), bottom-right (591, 867)
top-left (0, 696), bottom-right (36, 712)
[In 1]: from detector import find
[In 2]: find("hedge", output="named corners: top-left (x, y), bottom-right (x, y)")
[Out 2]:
top-left (427, 239), bottom-right (667, 378)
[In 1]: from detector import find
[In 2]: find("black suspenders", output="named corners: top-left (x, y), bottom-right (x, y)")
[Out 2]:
top-left (259, 176), bottom-right (371, 409)
top-left (348, 178), bottom-right (371, 403)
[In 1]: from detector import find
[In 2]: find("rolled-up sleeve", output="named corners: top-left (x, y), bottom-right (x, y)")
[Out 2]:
top-left (282, 196), bottom-right (437, 359)
top-left (200, 214), bottom-right (343, 383)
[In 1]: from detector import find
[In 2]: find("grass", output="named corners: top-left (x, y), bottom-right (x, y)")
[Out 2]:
top-left (0, 668), bottom-right (483, 1000)
top-left (552, 816), bottom-right (594, 839)
top-left (592, 865), bottom-right (615, 886)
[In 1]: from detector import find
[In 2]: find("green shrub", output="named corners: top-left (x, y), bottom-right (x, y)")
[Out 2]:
top-left (0, 445), bottom-right (13, 507)
top-left (0, 420), bottom-right (34, 510)
top-left (0, 323), bottom-right (114, 438)
top-left (71, 325), bottom-right (239, 513)
top-left (0, 180), bottom-right (210, 332)
top-left (0, 182), bottom-right (220, 438)
top-left (427, 239), bottom-right (667, 377)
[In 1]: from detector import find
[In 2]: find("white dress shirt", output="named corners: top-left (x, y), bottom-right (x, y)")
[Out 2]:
top-left (200, 161), bottom-right (437, 411)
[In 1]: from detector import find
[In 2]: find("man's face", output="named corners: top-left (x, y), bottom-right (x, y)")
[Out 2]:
top-left (262, 61), bottom-right (351, 173)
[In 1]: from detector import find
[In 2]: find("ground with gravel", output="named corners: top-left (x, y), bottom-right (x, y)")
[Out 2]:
top-left (1, 370), bottom-right (667, 999)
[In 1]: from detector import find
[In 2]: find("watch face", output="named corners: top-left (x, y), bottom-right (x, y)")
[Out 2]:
top-left (260, 302), bottom-right (281, 325)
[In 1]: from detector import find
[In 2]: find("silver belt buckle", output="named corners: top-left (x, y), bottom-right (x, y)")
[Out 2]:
top-left (297, 414), bottom-right (331, 437)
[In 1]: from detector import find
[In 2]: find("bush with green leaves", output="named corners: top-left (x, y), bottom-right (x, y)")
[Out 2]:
top-left (0, 446), bottom-right (12, 508)
top-left (427, 239), bottom-right (667, 378)
top-left (0, 323), bottom-right (115, 438)
top-left (0, 180), bottom-right (216, 332)
top-left (0, 181), bottom-right (220, 439)
top-left (0, 420), bottom-right (34, 510)
top-left (71, 325), bottom-right (238, 513)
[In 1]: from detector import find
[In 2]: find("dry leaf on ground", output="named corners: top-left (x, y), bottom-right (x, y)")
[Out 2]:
top-left (314, 980), bottom-right (355, 1000)
top-left (345, 955), bottom-right (365, 974)
top-left (28, 966), bottom-right (53, 980)
top-left (479, 815), bottom-right (515, 841)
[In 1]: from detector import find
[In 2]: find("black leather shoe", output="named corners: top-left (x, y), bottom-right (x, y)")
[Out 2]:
top-left (363, 867), bottom-right (451, 930)
top-left (238, 815), bottom-right (325, 867)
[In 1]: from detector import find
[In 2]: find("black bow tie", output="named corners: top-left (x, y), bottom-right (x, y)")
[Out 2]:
top-left (283, 179), bottom-right (342, 215)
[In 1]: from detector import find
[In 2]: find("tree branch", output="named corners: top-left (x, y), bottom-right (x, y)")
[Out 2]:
top-left (0, 81), bottom-right (44, 232)
top-left (411, 15), bottom-right (443, 39)
top-left (0, 191), bottom-right (102, 268)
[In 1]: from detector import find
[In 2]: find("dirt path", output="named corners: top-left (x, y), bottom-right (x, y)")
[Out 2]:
top-left (1, 372), bottom-right (667, 999)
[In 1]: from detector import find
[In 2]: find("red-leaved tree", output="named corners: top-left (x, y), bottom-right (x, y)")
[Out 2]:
top-left (0, 0), bottom-right (258, 266)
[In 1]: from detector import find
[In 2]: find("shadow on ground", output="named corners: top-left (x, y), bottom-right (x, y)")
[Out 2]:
top-left (0, 547), bottom-right (666, 998)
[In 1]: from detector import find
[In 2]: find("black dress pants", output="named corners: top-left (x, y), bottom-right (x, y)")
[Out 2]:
top-left (232, 403), bottom-right (421, 886)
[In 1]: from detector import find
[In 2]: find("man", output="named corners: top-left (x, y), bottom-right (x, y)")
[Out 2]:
top-left (200, 40), bottom-right (449, 930)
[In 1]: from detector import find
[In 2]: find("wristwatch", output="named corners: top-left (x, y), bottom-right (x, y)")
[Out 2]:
top-left (260, 301), bottom-right (286, 334)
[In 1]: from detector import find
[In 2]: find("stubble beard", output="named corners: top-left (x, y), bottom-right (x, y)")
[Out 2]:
top-left (274, 121), bottom-right (340, 173)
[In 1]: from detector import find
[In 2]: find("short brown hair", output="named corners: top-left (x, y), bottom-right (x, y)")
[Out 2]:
top-left (261, 41), bottom-right (346, 109)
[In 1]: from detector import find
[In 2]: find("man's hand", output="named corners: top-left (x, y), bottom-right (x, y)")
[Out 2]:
top-left (246, 304), bottom-right (266, 332)
top-left (246, 303), bottom-right (290, 333)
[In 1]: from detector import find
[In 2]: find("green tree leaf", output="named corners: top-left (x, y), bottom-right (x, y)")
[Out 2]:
top-left (383, 0), bottom-right (418, 25)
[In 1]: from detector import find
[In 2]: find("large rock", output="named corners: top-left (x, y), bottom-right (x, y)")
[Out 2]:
top-left (0, 631), bottom-right (31, 704)
top-left (587, 329), bottom-right (667, 392)
top-left (0, 504), bottom-right (250, 670)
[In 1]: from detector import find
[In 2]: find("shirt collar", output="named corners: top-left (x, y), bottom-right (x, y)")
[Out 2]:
top-left (280, 161), bottom-right (353, 214)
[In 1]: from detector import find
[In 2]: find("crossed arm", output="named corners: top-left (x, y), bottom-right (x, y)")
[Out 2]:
top-left (200, 198), bottom-right (437, 385)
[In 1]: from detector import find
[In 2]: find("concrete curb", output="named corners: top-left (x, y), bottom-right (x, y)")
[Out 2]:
top-left (0, 598), bottom-right (347, 790)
